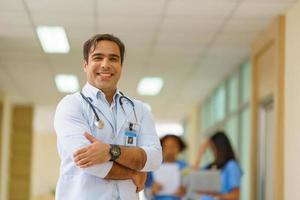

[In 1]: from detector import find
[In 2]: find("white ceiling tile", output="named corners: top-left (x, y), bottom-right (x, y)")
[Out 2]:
top-left (98, 15), bottom-right (159, 34)
top-left (0, 34), bottom-right (41, 53)
top-left (167, 0), bottom-right (237, 18)
top-left (243, 0), bottom-right (296, 2)
top-left (235, 1), bottom-right (295, 18)
top-left (26, 0), bottom-right (94, 14)
top-left (0, 11), bottom-right (31, 27)
top-left (213, 32), bottom-right (257, 47)
top-left (32, 13), bottom-right (94, 29)
top-left (223, 17), bottom-right (274, 34)
top-left (0, 25), bottom-right (35, 40)
top-left (152, 44), bottom-right (204, 56)
top-left (0, 0), bottom-right (25, 11)
top-left (155, 30), bottom-right (214, 48)
top-left (97, 0), bottom-right (167, 16)
top-left (160, 16), bottom-right (224, 34)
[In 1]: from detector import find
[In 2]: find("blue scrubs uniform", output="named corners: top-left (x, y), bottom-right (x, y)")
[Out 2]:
top-left (201, 160), bottom-right (242, 200)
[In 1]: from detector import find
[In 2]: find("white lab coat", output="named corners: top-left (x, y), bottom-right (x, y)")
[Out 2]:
top-left (54, 83), bottom-right (162, 200)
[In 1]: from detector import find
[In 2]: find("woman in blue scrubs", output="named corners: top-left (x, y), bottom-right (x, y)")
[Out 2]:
top-left (192, 131), bottom-right (242, 200)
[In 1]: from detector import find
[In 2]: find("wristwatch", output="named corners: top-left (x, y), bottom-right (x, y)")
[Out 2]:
top-left (109, 144), bottom-right (121, 161)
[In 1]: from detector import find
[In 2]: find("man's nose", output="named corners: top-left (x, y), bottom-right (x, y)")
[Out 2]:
top-left (101, 58), bottom-right (110, 69)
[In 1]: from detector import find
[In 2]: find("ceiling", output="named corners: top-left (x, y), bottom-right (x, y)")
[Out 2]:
top-left (0, 0), bottom-right (297, 124)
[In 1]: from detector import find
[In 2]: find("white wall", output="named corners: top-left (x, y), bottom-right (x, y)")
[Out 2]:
top-left (31, 106), bottom-right (59, 200)
top-left (285, 1), bottom-right (300, 199)
top-left (31, 133), bottom-right (59, 200)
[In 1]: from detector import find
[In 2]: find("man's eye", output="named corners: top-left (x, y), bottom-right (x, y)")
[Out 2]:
top-left (110, 58), bottom-right (118, 62)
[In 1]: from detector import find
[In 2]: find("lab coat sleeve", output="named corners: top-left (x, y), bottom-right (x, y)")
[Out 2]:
top-left (138, 103), bottom-right (162, 172)
top-left (54, 94), bottom-right (113, 178)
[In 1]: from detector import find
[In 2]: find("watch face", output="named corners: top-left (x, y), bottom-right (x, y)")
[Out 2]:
top-left (112, 148), bottom-right (118, 156)
top-left (111, 145), bottom-right (120, 157)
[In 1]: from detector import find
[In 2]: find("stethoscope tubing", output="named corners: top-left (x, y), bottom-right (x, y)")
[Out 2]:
top-left (80, 91), bottom-right (138, 125)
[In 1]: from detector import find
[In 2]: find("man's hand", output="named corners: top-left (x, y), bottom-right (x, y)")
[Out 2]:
top-left (73, 132), bottom-right (110, 168)
top-left (132, 171), bottom-right (147, 193)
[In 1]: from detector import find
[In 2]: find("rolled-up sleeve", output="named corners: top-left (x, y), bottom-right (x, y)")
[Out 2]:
top-left (54, 95), bottom-right (113, 178)
top-left (138, 104), bottom-right (162, 172)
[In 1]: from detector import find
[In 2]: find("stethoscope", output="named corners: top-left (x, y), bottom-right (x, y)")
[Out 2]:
top-left (80, 91), bottom-right (138, 130)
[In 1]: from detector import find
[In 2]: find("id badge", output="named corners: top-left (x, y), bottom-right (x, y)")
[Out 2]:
top-left (125, 130), bottom-right (137, 147)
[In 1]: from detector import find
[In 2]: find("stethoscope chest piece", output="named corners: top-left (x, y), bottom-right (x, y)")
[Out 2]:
top-left (95, 120), bottom-right (105, 129)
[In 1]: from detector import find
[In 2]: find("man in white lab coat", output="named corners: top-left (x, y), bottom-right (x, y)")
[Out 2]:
top-left (54, 34), bottom-right (162, 200)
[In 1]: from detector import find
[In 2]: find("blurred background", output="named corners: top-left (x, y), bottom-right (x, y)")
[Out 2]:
top-left (1, 0), bottom-right (300, 199)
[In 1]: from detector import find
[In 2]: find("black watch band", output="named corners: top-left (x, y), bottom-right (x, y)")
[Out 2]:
top-left (109, 144), bottom-right (121, 161)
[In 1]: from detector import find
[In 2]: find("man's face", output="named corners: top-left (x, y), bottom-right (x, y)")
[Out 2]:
top-left (83, 40), bottom-right (122, 93)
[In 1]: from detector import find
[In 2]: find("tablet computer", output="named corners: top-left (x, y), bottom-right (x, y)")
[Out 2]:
top-left (187, 170), bottom-right (221, 193)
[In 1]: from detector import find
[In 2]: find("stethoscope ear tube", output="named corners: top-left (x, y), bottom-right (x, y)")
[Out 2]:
top-left (80, 92), bottom-right (100, 122)
top-left (80, 91), bottom-right (138, 126)
top-left (119, 94), bottom-right (138, 124)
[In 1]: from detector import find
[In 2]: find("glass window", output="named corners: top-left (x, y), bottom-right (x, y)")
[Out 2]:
top-left (240, 108), bottom-right (251, 200)
top-left (228, 72), bottom-right (239, 113)
top-left (225, 115), bottom-right (239, 154)
top-left (201, 100), bottom-right (211, 130)
top-left (241, 61), bottom-right (251, 104)
top-left (212, 85), bottom-right (226, 123)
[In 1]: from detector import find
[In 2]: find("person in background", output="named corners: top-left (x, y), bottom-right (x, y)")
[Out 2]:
top-left (192, 131), bottom-right (242, 200)
top-left (145, 134), bottom-right (188, 200)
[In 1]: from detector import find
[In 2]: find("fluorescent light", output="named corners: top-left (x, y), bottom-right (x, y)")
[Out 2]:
top-left (55, 74), bottom-right (79, 93)
top-left (155, 123), bottom-right (184, 138)
top-left (137, 77), bottom-right (164, 96)
top-left (36, 26), bottom-right (70, 53)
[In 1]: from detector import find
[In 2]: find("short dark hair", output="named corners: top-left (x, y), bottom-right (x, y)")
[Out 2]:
top-left (160, 134), bottom-right (187, 152)
top-left (83, 34), bottom-right (125, 64)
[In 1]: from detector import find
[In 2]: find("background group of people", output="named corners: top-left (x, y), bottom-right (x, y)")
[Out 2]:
top-left (145, 131), bottom-right (242, 200)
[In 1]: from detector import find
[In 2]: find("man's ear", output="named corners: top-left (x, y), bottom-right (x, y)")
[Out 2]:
top-left (83, 60), bottom-right (88, 72)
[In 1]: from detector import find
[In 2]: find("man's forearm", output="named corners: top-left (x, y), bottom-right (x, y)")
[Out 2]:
top-left (115, 146), bottom-right (147, 171)
top-left (105, 162), bottom-right (135, 180)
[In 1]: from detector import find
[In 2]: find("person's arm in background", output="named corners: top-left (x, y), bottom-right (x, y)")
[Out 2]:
top-left (216, 188), bottom-right (240, 200)
top-left (197, 188), bottom-right (239, 200)
top-left (192, 139), bottom-right (211, 170)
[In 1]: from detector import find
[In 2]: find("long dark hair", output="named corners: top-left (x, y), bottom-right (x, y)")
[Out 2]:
top-left (207, 131), bottom-right (236, 169)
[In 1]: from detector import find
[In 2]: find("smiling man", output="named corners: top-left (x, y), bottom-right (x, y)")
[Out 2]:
top-left (54, 34), bottom-right (162, 200)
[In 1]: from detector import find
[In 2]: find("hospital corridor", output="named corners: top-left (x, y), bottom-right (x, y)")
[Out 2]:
top-left (1, 0), bottom-right (300, 199)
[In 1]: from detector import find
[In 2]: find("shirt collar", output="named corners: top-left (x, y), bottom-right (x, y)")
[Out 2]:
top-left (83, 82), bottom-right (122, 104)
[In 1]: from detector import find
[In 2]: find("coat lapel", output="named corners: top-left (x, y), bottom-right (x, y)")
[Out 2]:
top-left (116, 100), bottom-right (134, 136)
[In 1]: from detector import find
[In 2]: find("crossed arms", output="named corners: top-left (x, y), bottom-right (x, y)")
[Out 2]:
top-left (73, 132), bottom-right (148, 192)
